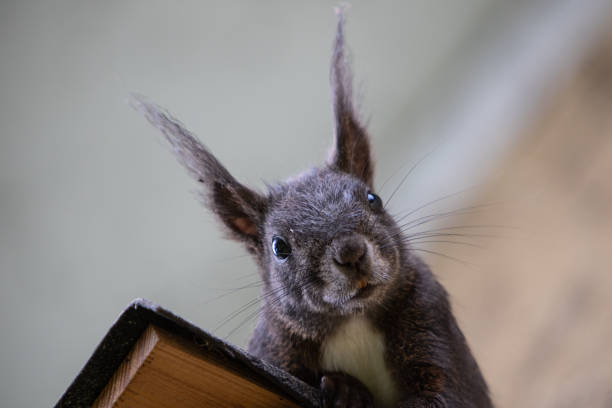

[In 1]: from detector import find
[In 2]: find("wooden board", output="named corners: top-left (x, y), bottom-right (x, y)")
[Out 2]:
top-left (94, 325), bottom-right (299, 408)
top-left (55, 299), bottom-right (319, 408)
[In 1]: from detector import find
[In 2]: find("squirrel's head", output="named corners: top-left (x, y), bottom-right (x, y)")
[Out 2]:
top-left (134, 11), bottom-right (405, 321)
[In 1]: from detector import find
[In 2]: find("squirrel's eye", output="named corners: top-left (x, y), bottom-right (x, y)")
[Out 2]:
top-left (272, 236), bottom-right (292, 260)
top-left (367, 191), bottom-right (383, 211)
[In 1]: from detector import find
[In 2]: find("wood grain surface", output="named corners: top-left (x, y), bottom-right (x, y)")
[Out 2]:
top-left (93, 325), bottom-right (300, 408)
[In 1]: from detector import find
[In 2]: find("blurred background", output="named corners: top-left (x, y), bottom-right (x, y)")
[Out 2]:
top-left (1, 1), bottom-right (611, 406)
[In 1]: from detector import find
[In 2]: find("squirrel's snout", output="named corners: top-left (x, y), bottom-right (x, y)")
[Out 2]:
top-left (332, 235), bottom-right (368, 279)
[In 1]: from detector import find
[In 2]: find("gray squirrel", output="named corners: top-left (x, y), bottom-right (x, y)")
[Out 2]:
top-left (133, 9), bottom-right (492, 408)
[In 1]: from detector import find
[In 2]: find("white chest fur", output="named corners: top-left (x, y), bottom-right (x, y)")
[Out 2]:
top-left (321, 317), bottom-right (399, 407)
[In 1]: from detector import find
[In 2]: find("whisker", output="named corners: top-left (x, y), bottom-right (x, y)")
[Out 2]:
top-left (213, 253), bottom-right (253, 263)
top-left (383, 148), bottom-right (437, 208)
top-left (404, 239), bottom-right (485, 249)
top-left (379, 231), bottom-right (502, 250)
top-left (396, 202), bottom-right (500, 228)
top-left (377, 207), bottom-right (503, 249)
top-left (391, 184), bottom-right (483, 220)
top-left (410, 224), bottom-right (517, 232)
top-left (201, 280), bottom-right (264, 306)
top-left (223, 278), bottom-right (317, 340)
top-left (214, 284), bottom-right (291, 332)
top-left (216, 275), bottom-right (317, 334)
top-left (410, 247), bottom-right (474, 268)
top-left (403, 231), bottom-right (503, 240)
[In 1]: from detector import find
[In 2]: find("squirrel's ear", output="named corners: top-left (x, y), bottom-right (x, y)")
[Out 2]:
top-left (327, 8), bottom-right (374, 187)
top-left (132, 95), bottom-right (267, 252)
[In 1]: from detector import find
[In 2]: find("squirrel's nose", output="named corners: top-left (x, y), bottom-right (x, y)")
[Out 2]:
top-left (332, 235), bottom-right (367, 271)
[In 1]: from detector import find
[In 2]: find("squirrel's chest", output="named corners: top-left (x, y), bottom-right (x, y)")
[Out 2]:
top-left (321, 317), bottom-right (399, 408)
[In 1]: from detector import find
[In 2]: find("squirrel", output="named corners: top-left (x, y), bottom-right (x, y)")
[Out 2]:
top-left (133, 8), bottom-right (492, 408)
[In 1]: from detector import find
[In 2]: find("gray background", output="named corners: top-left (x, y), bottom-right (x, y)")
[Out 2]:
top-left (1, 1), bottom-right (607, 406)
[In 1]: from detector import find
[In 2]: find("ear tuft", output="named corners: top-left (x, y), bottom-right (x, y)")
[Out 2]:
top-left (328, 9), bottom-right (374, 187)
top-left (132, 94), bottom-right (267, 250)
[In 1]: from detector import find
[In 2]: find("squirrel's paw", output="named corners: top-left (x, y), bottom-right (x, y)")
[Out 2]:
top-left (320, 372), bottom-right (375, 408)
